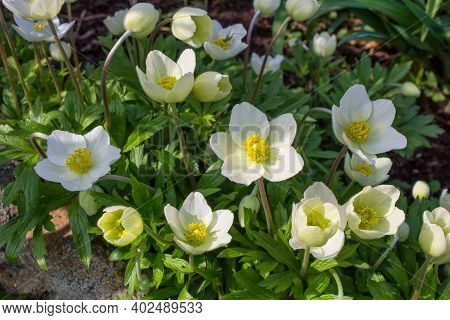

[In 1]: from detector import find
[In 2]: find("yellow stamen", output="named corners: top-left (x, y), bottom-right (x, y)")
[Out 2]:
top-left (345, 120), bottom-right (370, 144)
top-left (186, 222), bottom-right (207, 246)
top-left (354, 205), bottom-right (379, 230)
top-left (157, 75), bottom-right (177, 90)
top-left (212, 38), bottom-right (231, 50)
top-left (354, 163), bottom-right (373, 176)
top-left (33, 23), bottom-right (45, 32)
top-left (243, 134), bottom-right (270, 163)
top-left (65, 148), bottom-right (92, 174)
top-left (304, 204), bottom-right (332, 230)
top-left (114, 219), bottom-right (129, 238)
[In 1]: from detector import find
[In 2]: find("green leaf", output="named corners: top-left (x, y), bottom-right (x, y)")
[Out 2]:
top-left (259, 272), bottom-right (293, 293)
top-left (253, 232), bottom-right (298, 270)
top-left (153, 252), bottom-right (164, 289)
top-left (304, 272), bottom-right (332, 299)
top-left (367, 273), bottom-right (402, 299)
top-left (123, 116), bottom-right (168, 152)
top-left (311, 258), bottom-right (339, 272)
top-left (234, 269), bottom-right (276, 300)
top-left (68, 201), bottom-right (92, 268)
top-left (31, 226), bottom-right (48, 271)
top-left (163, 255), bottom-right (193, 274)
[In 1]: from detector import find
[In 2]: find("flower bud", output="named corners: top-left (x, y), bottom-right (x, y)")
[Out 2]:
top-left (79, 186), bottom-right (103, 216)
top-left (312, 31), bottom-right (336, 57)
top-left (418, 207), bottom-right (450, 264)
top-left (124, 3), bottom-right (160, 39)
top-left (49, 41), bottom-right (72, 62)
top-left (253, 0), bottom-right (281, 17)
top-left (171, 7), bottom-right (213, 48)
top-left (98, 206), bottom-right (144, 247)
top-left (193, 72), bottom-right (232, 102)
top-left (238, 195), bottom-right (260, 227)
top-left (400, 82), bottom-right (421, 97)
top-left (285, 0), bottom-right (319, 22)
top-left (396, 222), bottom-right (410, 242)
top-left (440, 189), bottom-right (450, 211)
top-left (412, 181), bottom-right (430, 200)
top-left (104, 9), bottom-right (128, 36)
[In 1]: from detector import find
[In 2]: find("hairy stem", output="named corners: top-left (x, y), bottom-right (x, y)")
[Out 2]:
top-left (242, 10), bottom-right (260, 88)
top-left (101, 31), bottom-right (131, 128)
top-left (47, 19), bottom-right (84, 110)
top-left (144, 223), bottom-right (174, 246)
top-left (40, 43), bottom-right (61, 99)
top-left (0, 8), bottom-right (32, 110)
top-left (299, 246), bottom-right (310, 279)
top-left (30, 132), bottom-right (49, 159)
top-left (171, 104), bottom-right (196, 187)
top-left (257, 178), bottom-right (273, 237)
top-left (329, 268), bottom-right (344, 300)
top-left (411, 256), bottom-right (433, 300)
top-left (326, 145), bottom-right (348, 187)
top-left (251, 17), bottom-right (291, 102)
top-left (0, 36), bottom-right (20, 117)
top-left (33, 43), bottom-right (47, 93)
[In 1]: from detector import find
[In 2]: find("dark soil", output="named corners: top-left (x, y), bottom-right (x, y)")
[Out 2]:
top-left (50, 0), bottom-right (448, 188)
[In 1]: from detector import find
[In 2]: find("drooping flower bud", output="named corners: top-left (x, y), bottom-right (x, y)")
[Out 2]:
top-left (396, 222), bottom-right (410, 242)
top-left (238, 194), bottom-right (260, 227)
top-left (285, 0), bottom-right (319, 22)
top-left (253, 0), bottom-right (281, 17)
top-left (440, 189), bottom-right (450, 211)
top-left (400, 82), bottom-right (421, 97)
top-left (79, 186), bottom-right (103, 216)
top-left (193, 72), bottom-right (232, 102)
top-left (49, 41), bottom-right (72, 62)
top-left (124, 3), bottom-right (160, 38)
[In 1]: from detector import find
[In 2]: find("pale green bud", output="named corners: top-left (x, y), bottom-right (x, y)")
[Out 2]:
top-left (124, 3), bottom-right (160, 38)
top-left (396, 222), bottom-right (410, 242)
top-left (193, 72), bottom-right (232, 102)
top-left (49, 41), bottom-right (72, 62)
top-left (79, 186), bottom-right (103, 216)
top-left (439, 189), bottom-right (450, 211)
top-left (253, 0), bottom-right (281, 17)
top-left (412, 181), bottom-right (430, 200)
top-left (285, 0), bottom-right (319, 22)
top-left (238, 195), bottom-right (260, 228)
top-left (400, 82), bottom-right (421, 97)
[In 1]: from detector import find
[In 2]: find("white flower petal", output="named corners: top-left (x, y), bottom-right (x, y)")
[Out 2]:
top-left (179, 192), bottom-right (213, 229)
top-left (166, 73), bottom-right (194, 103)
top-left (35, 159), bottom-right (77, 183)
top-left (221, 150), bottom-right (264, 186)
top-left (171, 16), bottom-right (196, 41)
top-left (208, 209), bottom-right (234, 234)
top-left (60, 174), bottom-right (95, 192)
top-left (268, 113), bottom-right (297, 147)
top-left (164, 204), bottom-right (185, 240)
top-left (177, 49), bottom-right (196, 75)
top-left (339, 84), bottom-right (372, 121)
top-left (174, 238), bottom-right (205, 255)
top-left (310, 229), bottom-right (345, 260)
top-left (197, 233), bottom-right (232, 252)
top-left (229, 102), bottom-right (270, 146)
top-left (303, 181), bottom-right (338, 206)
top-left (363, 127), bottom-right (407, 155)
top-left (263, 146), bottom-right (304, 182)
top-left (209, 132), bottom-right (238, 161)
top-left (47, 130), bottom-right (86, 166)
top-left (367, 99), bottom-right (396, 135)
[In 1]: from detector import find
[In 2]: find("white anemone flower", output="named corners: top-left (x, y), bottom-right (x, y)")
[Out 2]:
top-left (289, 182), bottom-right (347, 260)
top-left (34, 126), bottom-right (121, 192)
top-left (103, 9), bottom-right (128, 36)
top-left (345, 185), bottom-right (405, 240)
top-left (210, 102), bottom-right (304, 186)
top-left (3, 0), bottom-right (64, 21)
top-left (136, 49), bottom-right (196, 104)
top-left (164, 192), bottom-right (233, 255)
top-left (419, 207), bottom-right (450, 265)
top-left (203, 20), bottom-right (248, 61)
top-left (312, 31), bottom-right (337, 57)
top-left (251, 53), bottom-right (284, 75)
top-left (12, 15), bottom-right (74, 43)
top-left (332, 84), bottom-right (407, 163)
top-left (344, 153), bottom-right (392, 186)
top-left (171, 7), bottom-right (213, 48)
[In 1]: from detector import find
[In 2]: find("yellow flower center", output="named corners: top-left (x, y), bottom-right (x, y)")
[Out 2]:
top-left (354, 205), bottom-right (379, 230)
top-left (65, 148), bottom-right (93, 174)
top-left (212, 38), bottom-right (231, 50)
top-left (157, 75), bottom-right (177, 90)
top-left (33, 23), bottom-right (45, 32)
top-left (304, 205), bottom-right (332, 230)
top-left (114, 219), bottom-right (129, 238)
top-left (354, 163), bottom-right (373, 176)
top-left (186, 222), bottom-right (207, 246)
top-left (243, 134), bottom-right (270, 163)
top-left (345, 120), bottom-right (370, 144)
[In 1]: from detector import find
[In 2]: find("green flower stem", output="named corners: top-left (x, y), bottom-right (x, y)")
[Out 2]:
top-left (132, 37), bottom-right (140, 68)
top-left (251, 16), bottom-right (291, 102)
top-left (257, 178), bottom-right (274, 237)
top-left (47, 19), bottom-right (85, 110)
top-left (315, 57), bottom-right (323, 84)
top-left (171, 104), bottom-right (196, 188)
top-left (98, 174), bottom-right (155, 192)
top-left (67, 3), bottom-right (82, 91)
top-left (30, 132), bottom-right (49, 159)
top-left (40, 43), bottom-right (61, 99)
top-left (0, 35), bottom-right (21, 117)
top-left (148, 18), bottom-right (173, 51)
top-left (134, 240), bottom-right (145, 282)
top-left (411, 256), bottom-right (433, 300)
top-left (242, 10), bottom-right (260, 88)
top-left (101, 30), bottom-right (131, 128)
top-left (144, 223), bottom-right (174, 245)
top-left (372, 236), bottom-right (400, 271)
top-left (329, 268), bottom-right (344, 300)
top-left (0, 8), bottom-right (33, 110)
top-left (299, 246), bottom-right (310, 279)
top-left (326, 145), bottom-right (348, 187)
top-left (33, 43), bottom-right (47, 94)
top-left (189, 255), bottom-right (206, 278)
